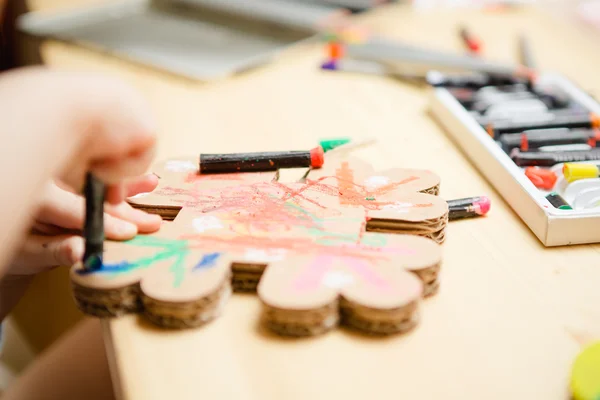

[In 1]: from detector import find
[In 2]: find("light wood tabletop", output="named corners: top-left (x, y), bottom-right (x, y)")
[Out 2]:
top-left (18, 2), bottom-right (600, 399)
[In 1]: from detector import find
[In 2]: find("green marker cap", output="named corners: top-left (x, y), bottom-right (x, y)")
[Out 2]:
top-left (321, 32), bottom-right (339, 42)
top-left (319, 137), bottom-right (351, 152)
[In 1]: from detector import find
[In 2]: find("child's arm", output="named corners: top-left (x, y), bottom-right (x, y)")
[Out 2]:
top-left (0, 67), bottom-right (157, 279)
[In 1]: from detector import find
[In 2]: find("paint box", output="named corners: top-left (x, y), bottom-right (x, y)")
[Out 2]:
top-left (18, 0), bottom-right (345, 80)
top-left (429, 74), bottom-right (600, 246)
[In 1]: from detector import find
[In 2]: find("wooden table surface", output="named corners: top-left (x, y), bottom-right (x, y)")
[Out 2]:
top-left (25, 2), bottom-right (600, 399)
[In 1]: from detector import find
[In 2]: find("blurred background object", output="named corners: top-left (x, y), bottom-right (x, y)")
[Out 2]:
top-left (18, 0), bottom-right (349, 80)
top-left (410, 0), bottom-right (536, 10)
top-left (17, 0), bottom-right (400, 80)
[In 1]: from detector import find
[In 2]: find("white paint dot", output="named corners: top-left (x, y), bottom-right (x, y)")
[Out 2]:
top-left (364, 176), bottom-right (390, 190)
top-left (382, 202), bottom-right (413, 213)
top-left (165, 160), bottom-right (197, 172)
top-left (322, 270), bottom-right (354, 289)
top-left (243, 248), bottom-right (287, 263)
top-left (192, 215), bottom-right (223, 232)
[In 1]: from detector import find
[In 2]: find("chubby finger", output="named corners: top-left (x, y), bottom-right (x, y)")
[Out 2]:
top-left (54, 173), bottom-right (158, 199)
top-left (37, 183), bottom-right (86, 230)
top-left (104, 173), bottom-right (158, 204)
top-left (37, 183), bottom-right (140, 239)
top-left (103, 212), bottom-right (140, 239)
top-left (32, 222), bottom-right (77, 236)
top-left (125, 174), bottom-right (159, 197)
top-left (105, 183), bottom-right (125, 205)
top-left (90, 143), bottom-right (157, 188)
top-left (105, 202), bottom-right (162, 234)
top-left (10, 234), bottom-right (84, 275)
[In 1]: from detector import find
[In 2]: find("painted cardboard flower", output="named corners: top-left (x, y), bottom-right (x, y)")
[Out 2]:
top-left (71, 156), bottom-right (445, 336)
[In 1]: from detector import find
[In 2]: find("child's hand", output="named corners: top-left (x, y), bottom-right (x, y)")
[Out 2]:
top-left (0, 67), bottom-right (162, 320)
top-left (8, 174), bottom-right (162, 276)
top-left (0, 67), bottom-right (160, 277)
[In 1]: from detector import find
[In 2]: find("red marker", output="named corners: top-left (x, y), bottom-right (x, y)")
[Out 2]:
top-left (460, 26), bottom-right (482, 55)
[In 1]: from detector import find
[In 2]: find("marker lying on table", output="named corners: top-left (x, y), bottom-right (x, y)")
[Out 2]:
top-left (459, 26), bottom-right (482, 55)
top-left (447, 196), bottom-right (491, 220)
top-left (511, 148), bottom-right (600, 167)
top-left (499, 128), bottom-right (600, 152)
top-left (321, 58), bottom-right (426, 82)
top-left (426, 71), bottom-right (530, 89)
top-left (199, 147), bottom-right (325, 173)
top-left (345, 37), bottom-right (534, 77)
top-left (83, 173), bottom-right (104, 271)
top-left (563, 163), bottom-right (600, 183)
top-left (486, 112), bottom-right (600, 138)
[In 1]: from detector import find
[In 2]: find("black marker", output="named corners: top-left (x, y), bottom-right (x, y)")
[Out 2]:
top-left (199, 147), bottom-right (324, 173)
top-left (447, 196), bottom-right (491, 220)
top-left (471, 92), bottom-right (538, 114)
top-left (546, 192), bottom-right (572, 210)
top-left (448, 87), bottom-right (478, 108)
top-left (511, 148), bottom-right (600, 167)
top-left (536, 86), bottom-right (572, 109)
top-left (427, 71), bottom-right (531, 90)
top-left (475, 111), bottom-right (567, 128)
top-left (499, 128), bottom-right (600, 152)
top-left (486, 112), bottom-right (600, 137)
top-left (83, 173), bottom-right (104, 270)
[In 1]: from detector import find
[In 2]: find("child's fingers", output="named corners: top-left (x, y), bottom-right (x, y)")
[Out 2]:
top-left (32, 221), bottom-right (64, 236)
top-left (36, 184), bottom-right (85, 230)
top-left (125, 174), bottom-right (159, 197)
top-left (104, 173), bottom-right (158, 205)
top-left (53, 174), bottom-right (158, 198)
top-left (105, 183), bottom-right (125, 205)
top-left (0, 67), bottom-right (157, 191)
top-left (33, 216), bottom-right (138, 241)
top-left (0, 68), bottom-right (157, 275)
top-left (103, 213), bottom-right (138, 239)
top-left (38, 183), bottom-right (160, 239)
top-left (9, 234), bottom-right (84, 274)
top-left (105, 202), bottom-right (162, 234)
top-left (89, 144), bottom-right (157, 189)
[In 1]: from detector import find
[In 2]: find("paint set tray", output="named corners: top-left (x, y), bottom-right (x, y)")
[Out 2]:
top-left (429, 74), bottom-right (600, 246)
